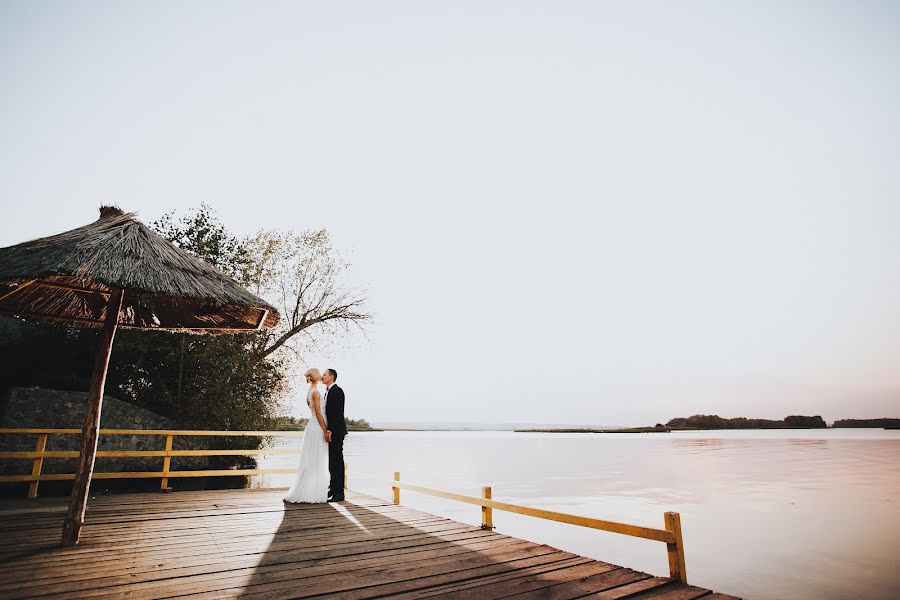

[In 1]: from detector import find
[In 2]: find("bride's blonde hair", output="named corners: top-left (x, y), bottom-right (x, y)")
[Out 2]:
top-left (304, 368), bottom-right (321, 383)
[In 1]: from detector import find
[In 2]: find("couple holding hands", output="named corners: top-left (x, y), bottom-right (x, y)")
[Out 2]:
top-left (283, 368), bottom-right (347, 503)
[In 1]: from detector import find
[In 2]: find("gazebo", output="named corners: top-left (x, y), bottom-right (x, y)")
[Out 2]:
top-left (0, 206), bottom-right (279, 545)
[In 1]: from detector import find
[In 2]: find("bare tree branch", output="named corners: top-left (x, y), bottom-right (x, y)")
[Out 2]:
top-left (243, 229), bottom-right (372, 364)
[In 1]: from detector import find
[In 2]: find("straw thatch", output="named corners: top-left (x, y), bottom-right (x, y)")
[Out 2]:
top-left (0, 207), bottom-right (278, 332)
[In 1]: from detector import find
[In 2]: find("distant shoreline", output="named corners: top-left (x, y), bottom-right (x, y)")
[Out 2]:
top-left (515, 427), bottom-right (674, 433)
top-left (372, 423), bottom-right (900, 433)
top-left (373, 416), bottom-right (899, 432)
top-left (275, 424), bottom-right (383, 432)
top-left (378, 426), bottom-right (673, 432)
top-left (513, 426), bottom-right (851, 433)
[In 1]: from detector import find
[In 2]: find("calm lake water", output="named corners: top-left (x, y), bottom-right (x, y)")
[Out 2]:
top-left (256, 429), bottom-right (900, 600)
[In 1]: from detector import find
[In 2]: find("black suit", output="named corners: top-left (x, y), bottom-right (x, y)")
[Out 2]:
top-left (324, 384), bottom-right (347, 499)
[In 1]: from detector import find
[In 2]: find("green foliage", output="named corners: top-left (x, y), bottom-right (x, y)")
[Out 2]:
top-left (274, 415), bottom-right (307, 431)
top-left (106, 206), bottom-right (289, 459)
top-left (832, 418), bottom-right (900, 428)
top-left (108, 331), bottom-right (286, 433)
top-left (345, 417), bottom-right (372, 430)
top-left (273, 415), bottom-right (377, 432)
top-left (153, 203), bottom-right (251, 281)
top-left (666, 414), bottom-right (827, 429)
top-left (783, 415), bottom-right (827, 428)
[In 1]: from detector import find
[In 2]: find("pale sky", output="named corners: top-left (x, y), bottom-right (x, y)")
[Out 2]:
top-left (2, 1), bottom-right (899, 425)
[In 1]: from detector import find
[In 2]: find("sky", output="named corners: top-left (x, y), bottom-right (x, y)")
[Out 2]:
top-left (1, 1), bottom-right (899, 426)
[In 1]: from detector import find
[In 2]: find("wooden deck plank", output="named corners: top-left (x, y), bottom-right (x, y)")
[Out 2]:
top-left (87, 546), bottom-right (574, 599)
top-left (591, 576), bottom-right (677, 598)
top-left (0, 526), bottom-right (499, 583)
top-left (625, 585), bottom-right (714, 599)
top-left (0, 527), bottom-right (503, 580)
top-left (0, 508), bottom-right (466, 552)
top-left (0, 535), bottom-right (509, 591)
top-left (184, 551), bottom-right (582, 600)
top-left (382, 557), bottom-right (595, 599)
top-left (0, 488), bottom-right (738, 600)
top-left (14, 536), bottom-right (532, 597)
top-left (0, 510), bottom-right (456, 548)
top-left (0, 521), bottom-right (482, 568)
top-left (426, 561), bottom-right (624, 599)
top-left (467, 568), bottom-right (646, 600)
top-left (0, 510), bottom-right (476, 554)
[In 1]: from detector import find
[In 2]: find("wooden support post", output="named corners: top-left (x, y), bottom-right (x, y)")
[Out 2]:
top-left (27, 433), bottom-right (48, 499)
top-left (392, 471), bottom-right (400, 505)
top-left (344, 463), bottom-right (348, 490)
top-left (160, 434), bottom-right (174, 491)
top-left (664, 511), bottom-right (687, 583)
top-left (481, 486), bottom-right (493, 530)
top-left (61, 287), bottom-right (123, 547)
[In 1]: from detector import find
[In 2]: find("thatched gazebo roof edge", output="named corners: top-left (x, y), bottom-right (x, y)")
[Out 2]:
top-left (0, 208), bottom-right (279, 332)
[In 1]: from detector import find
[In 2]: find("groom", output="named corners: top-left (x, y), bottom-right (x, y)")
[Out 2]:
top-left (322, 368), bottom-right (347, 502)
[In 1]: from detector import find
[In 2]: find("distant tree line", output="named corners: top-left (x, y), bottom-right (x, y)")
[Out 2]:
top-left (274, 416), bottom-right (377, 431)
top-left (665, 414), bottom-right (827, 429)
top-left (832, 418), bottom-right (900, 428)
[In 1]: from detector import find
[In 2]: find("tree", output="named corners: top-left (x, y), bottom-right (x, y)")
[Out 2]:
top-left (242, 229), bottom-right (372, 362)
top-left (107, 205), bottom-right (288, 445)
top-left (153, 203), bottom-right (251, 280)
top-left (115, 206), bottom-right (371, 426)
top-left (156, 205), bottom-right (372, 365)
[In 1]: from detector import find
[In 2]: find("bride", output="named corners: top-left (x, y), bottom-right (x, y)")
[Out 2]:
top-left (284, 368), bottom-right (331, 503)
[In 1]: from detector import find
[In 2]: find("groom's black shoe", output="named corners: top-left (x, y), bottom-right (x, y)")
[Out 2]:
top-left (327, 495), bottom-right (345, 502)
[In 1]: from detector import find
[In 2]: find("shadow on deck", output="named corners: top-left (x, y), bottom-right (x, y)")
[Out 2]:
top-left (0, 488), bottom-right (740, 599)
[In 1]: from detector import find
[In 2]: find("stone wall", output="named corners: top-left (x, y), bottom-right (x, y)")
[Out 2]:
top-left (0, 387), bottom-right (210, 477)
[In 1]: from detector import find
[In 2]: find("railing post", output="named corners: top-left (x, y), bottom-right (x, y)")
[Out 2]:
top-left (392, 471), bottom-right (400, 505)
top-left (160, 434), bottom-right (174, 492)
top-left (344, 463), bottom-right (349, 490)
top-left (664, 511), bottom-right (687, 583)
top-left (481, 486), bottom-right (493, 530)
top-left (27, 433), bottom-right (48, 499)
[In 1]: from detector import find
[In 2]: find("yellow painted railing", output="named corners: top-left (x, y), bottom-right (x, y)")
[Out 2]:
top-left (0, 428), bottom-right (302, 496)
top-left (356, 471), bottom-right (688, 584)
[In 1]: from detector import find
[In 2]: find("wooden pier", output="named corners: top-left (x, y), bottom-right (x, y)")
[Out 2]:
top-left (0, 488), bottom-right (740, 599)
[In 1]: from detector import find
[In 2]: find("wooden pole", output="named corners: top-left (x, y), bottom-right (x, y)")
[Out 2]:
top-left (664, 511), bottom-right (687, 583)
top-left (160, 434), bottom-right (174, 492)
top-left (392, 472), bottom-right (400, 505)
top-left (61, 287), bottom-right (124, 546)
top-left (481, 486), bottom-right (493, 530)
top-left (27, 433), bottom-right (48, 499)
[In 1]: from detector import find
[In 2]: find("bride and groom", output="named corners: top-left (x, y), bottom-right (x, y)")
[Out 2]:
top-left (284, 367), bottom-right (347, 503)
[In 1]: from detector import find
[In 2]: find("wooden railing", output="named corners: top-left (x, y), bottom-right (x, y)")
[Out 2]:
top-left (0, 428), bottom-right (302, 497)
top-left (357, 471), bottom-right (688, 583)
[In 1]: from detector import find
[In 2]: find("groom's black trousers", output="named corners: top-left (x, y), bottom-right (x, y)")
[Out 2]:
top-left (328, 434), bottom-right (345, 498)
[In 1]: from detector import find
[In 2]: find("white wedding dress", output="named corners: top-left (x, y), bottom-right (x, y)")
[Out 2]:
top-left (283, 387), bottom-right (330, 503)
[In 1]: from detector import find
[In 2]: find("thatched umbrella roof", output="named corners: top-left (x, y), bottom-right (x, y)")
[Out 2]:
top-left (0, 206), bottom-right (280, 546)
top-left (0, 207), bottom-right (278, 331)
